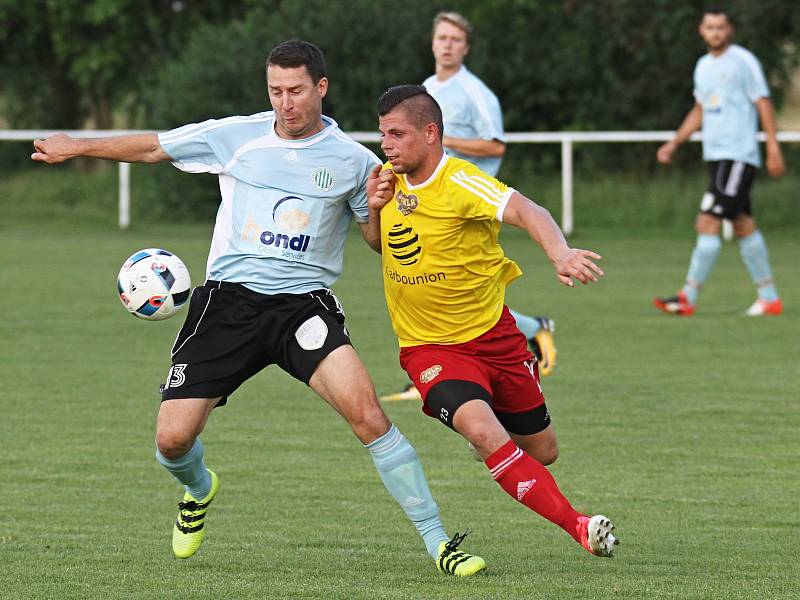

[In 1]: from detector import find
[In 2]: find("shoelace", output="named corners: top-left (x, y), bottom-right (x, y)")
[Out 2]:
top-left (443, 529), bottom-right (471, 553)
top-left (179, 499), bottom-right (201, 512)
top-left (438, 530), bottom-right (475, 574)
top-left (176, 498), bottom-right (212, 534)
top-left (179, 495), bottom-right (212, 513)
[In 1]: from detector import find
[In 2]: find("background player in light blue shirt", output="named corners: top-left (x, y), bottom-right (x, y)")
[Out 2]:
top-left (423, 12), bottom-right (505, 177)
top-left (654, 7), bottom-right (785, 317)
top-left (32, 39), bottom-right (485, 574)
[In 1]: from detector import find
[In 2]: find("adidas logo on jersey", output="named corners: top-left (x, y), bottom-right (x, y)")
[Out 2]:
top-left (283, 150), bottom-right (300, 162)
top-left (516, 479), bottom-right (536, 500)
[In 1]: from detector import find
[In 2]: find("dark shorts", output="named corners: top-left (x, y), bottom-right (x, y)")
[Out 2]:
top-left (160, 280), bottom-right (352, 404)
top-left (702, 160), bottom-right (757, 220)
top-left (399, 306), bottom-right (550, 435)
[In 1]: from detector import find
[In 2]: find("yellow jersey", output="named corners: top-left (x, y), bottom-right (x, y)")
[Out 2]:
top-left (380, 155), bottom-right (522, 347)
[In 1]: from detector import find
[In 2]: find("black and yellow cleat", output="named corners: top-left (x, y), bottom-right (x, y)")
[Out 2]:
top-left (529, 317), bottom-right (557, 377)
top-left (379, 382), bottom-right (423, 402)
top-left (172, 469), bottom-right (219, 559)
top-left (436, 530), bottom-right (486, 576)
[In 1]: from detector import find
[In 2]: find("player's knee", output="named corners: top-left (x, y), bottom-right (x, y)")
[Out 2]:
top-left (537, 444), bottom-right (559, 466)
top-left (346, 399), bottom-right (391, 443)
top-left (733, 219), bottom-right (756, 238)
top-left (695, 213), bottom-right (720, 235)
top-left (155, 427), bottom-right (195, 459)
top-left (515, 434), bottom-right (559, 465)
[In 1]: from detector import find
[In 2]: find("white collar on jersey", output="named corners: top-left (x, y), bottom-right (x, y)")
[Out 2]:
top-left (268, 114), bottom-right (338, 146)
top-left (428, 65), bottom-right (467, 91)
top-left (403, 152), bottom-right (450, 190)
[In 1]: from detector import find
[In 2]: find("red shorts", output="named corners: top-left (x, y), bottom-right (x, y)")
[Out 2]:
top-left (399, 306), bottom-right (545, 422)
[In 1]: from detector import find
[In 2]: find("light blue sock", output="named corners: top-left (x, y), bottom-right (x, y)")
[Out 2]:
top-left (738, 230), bottom-right (779, 301)
top-left (156, 438), bottom-right (212, 501)
top-left (509, 309), bottom-right (541, 339)
top-left (366, 425), bottom-right (449, 559)
top-left (681, 234), bottom-right (722, 305)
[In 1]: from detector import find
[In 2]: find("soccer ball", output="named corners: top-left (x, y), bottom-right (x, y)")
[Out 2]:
top-left (117, 248), bottom-right (191, 321)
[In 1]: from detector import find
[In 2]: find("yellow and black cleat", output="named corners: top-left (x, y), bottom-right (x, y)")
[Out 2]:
top-left (529, 318), bottom-right (557, 377)
top-left (436, 530), bottom-right (486, 576)
top-left (172, 469), bottom-right (219, 559)
top-left (379, 382), bottom-right (422, 402)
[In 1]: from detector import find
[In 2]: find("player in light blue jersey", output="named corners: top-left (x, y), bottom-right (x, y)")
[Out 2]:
top-left (32, 39), bottom-right (485, 575)
top-left (654, 7), bottom-right (785, 317)
top-left (157, 111), bottom-right (371, 296)
top-left (383, 13), bottom-right (556, 404)
top-left (423, 12), bottom-right (505, 179)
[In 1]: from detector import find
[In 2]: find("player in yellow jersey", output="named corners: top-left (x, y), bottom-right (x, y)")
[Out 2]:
top-left (366, 85), bottom-right (619, 558)
top-left (380, 11), bottom-right (555, 404)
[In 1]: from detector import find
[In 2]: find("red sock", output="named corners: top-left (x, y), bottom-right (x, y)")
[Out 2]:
top-left (485, 440), bottom-right (584, 543)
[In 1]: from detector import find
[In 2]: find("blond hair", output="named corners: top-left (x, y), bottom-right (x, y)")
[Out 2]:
top-left (432, 11), bottom-right (472, 44)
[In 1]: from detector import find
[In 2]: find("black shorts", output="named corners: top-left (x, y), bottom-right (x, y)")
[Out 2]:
top-left (160, 280), bottom-right (352, 404)
top-left (701, 160), bottom-right (757, 220)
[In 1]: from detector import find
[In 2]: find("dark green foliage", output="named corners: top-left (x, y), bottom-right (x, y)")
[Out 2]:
top-left (3, 1), bottom-right (799, 218)
top-left (0, 0), bottom-right (248, 129)
top-left (137, 0), bottom-right (799, 216)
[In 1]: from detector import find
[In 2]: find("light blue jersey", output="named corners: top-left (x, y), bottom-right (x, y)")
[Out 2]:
top-left (423, 66), bottom-right (505, 176)
top-left (694, 44), bottom-right (770, 167)
top-left (158, 113), bottom-right (380, 295)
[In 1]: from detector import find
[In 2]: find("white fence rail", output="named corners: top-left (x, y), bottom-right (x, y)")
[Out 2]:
top-left (6, 129), bottom-right (800, 233)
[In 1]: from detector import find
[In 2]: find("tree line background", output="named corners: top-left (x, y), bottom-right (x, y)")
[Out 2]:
top-left (2, 0), bottom-right (799, 219)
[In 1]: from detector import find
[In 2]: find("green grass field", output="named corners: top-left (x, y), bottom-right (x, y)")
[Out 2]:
top-left (1, 215), bottom-right (798, 598)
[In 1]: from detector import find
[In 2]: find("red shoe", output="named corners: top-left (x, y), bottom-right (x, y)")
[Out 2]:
top-left (653, 291), bottom-right (695, 316)
top-left (576, 515), bottom-right (618, 557)
top-left (745, 298), bottom-right (783, 316)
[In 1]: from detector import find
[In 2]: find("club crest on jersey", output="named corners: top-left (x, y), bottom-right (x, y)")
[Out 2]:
top-left (312, 166), bottom-right (335, 191)
top-left (395, 191), bottom-right (419, 216)
top-left (419, 364), bottom-right (442, 384)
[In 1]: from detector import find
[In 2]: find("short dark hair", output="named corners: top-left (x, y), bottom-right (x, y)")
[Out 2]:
top-left (377, 85), bottom-right (444, 139)
top-left (702, 6), bottom-right (733, 25)
top-left (266, 39), bottom-right (327, 84)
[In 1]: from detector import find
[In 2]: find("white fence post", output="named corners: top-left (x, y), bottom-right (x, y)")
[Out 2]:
top-left (118, 162), bottom-right (130, 230)
top-left (561, 136), bottom-right (574, 235)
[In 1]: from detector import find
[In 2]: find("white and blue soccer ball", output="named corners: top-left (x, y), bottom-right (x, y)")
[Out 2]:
top-left (117, 248), bottom-right (191, 321)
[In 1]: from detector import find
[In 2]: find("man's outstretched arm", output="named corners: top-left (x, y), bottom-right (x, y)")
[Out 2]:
top-left (32, 133), bottom-right (170, 164)
top-left (502, 192), bottom-right (603, 288)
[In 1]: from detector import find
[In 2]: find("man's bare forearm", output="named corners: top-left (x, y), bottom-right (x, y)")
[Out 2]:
top-left (442, 136), bottom-right (505, 158)
top-left (32, 133), bottom-right (169, 164)
top-left (672, 103), bottom-right (703, 145)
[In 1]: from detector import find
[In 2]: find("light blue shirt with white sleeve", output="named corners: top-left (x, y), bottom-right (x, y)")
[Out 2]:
top-left (693, 44), bottom-right (770, 167)
top-left (423, 66), bottom-right (505, 176)
top-left (158, 112), bottom-right (380, 295)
